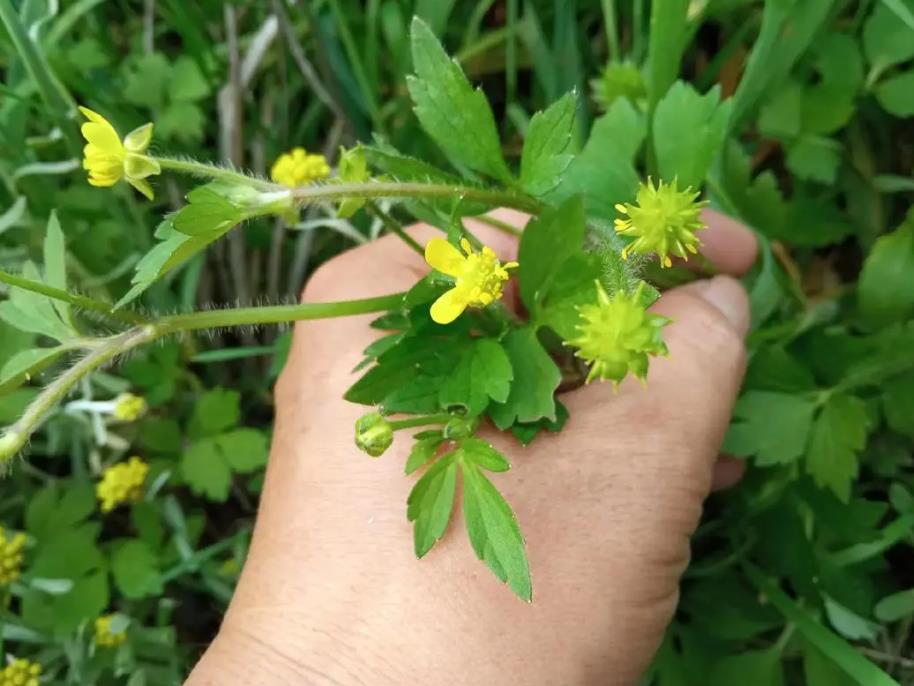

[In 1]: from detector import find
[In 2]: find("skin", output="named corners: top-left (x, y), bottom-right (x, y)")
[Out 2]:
top-left (186, 209), bottom-right (758, 686)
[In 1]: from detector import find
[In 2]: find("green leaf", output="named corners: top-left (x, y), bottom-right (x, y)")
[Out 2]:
top-left (801, 33), bottom-right (863, 135)
top-left (488, 327), bottom-right (561, 430)
top-left (406, 17), bottom-right (511, 182)
top-left (43, 210), bottom-right (69, 323)
top-left (546, 98), bottom-right (644, 220)
top-left (217, 428), bottom-right (268, 474)
top-left (172, 187), bottom-right (245, 237)
top-left (874, 588), bottom-right (914, 622)
top-left (875, 70), bottom-right (914, 116)
top-left (438, 338), bottom-right (513, 416)
top-left (653, 82), bottom-right (731, 188)
top-left (824, 596), bottom-right (878, 640)
top-left (786, 135), bottom-right (842, 184)
top-left (407, 453), bottom-right (458, 558)
top-left (25, 481), bottom-right (95, 540)
top-left (518, 196), bottom-right (586, 311)
top-left (858, 210), bottom-right (914, 327)
top-left (181, 439), bottom-right (233, 502)
top-left (803, 644), bottom-right (858, 686)
top-left (405, 434), bottom-right (444, 475)
top-left (189, 387), bottom-right (240, 438)
top-left (647, 0), bottom-right (690, 109)
top-left (708, 648), bottom-right (784, 686)
top-left (0, 262), bottom-right (73, 341)
top-left (170, 55), bottom-right (210, 101)
top-left (535, 253), bottom-right (603, 340)
top-left (511, 400), bottom-right (569, 446)
top-left (724, 391), bottom-right (817, 465)
top-left (123, 52), bottom-right (170, 109)
top-left (458, 437), bottom-right (510, 472)
top-left (461, 460), bottom-right (531, 601)
top-left (110, 539), bottom-right (162, 599)
top-left (0, 346), bottom-right (68, 391)
top-left (883, 370), bottom-right (914, 438)
top-left (806, 394), bottom-right (871, 502)
top-left (864, 0), bottom-right (914, 70)
top-left (520, 91), bottom-right (577, 196)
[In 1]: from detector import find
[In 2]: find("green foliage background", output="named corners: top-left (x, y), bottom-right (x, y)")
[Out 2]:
top-left (1, 0), bottom-right (914, 683)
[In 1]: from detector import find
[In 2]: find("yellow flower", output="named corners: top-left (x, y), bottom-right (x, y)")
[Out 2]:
top-left (94, 614), bottom-right (128, 648)
top-left (78, 107), bottom-right (161, 200)
top-left (424, 238), bottom-right (518, 325)
top-left (566, 281), bottom-right (669, 386)
top-left (112, 393), bottom-right (147, 422)
top-left (270, 147), bottom-right (330, 187)
top-left (0, 658), bottom-right (40, 686)
top-left (614, 178), bottom-right (707, 267)
top-left (96, 456), bottom-right (149, 513)
top-left (0, 527), bottom-right (26, 586)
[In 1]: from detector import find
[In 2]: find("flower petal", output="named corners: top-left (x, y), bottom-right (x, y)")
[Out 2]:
top-left (127, 176), bottom-right (154, 200)
top-left (78, 107), bottom-right (122, 152)
top-left (424, 238), bottom-right (465, 277)
top-left (429, 287), bottom-right (468, 324)
top-left (124, 153), bottom-right (161, 180)
top-left (124, 122), bottom-right (154, 153)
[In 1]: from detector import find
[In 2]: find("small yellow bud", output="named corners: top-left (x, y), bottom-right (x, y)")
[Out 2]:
top-left (355, 412), bottom-right (394, 458)
top-left (94, 614), bottom-right (128, 648)
top-left (271, 147), bottom-right (330, 188)
top-left (0, 528), bottom-right (26, 586)
top-left (0, 657), bottom-right (40, 686)
top-left (96, 457), bottom-right (149, 513)
top-left (112, 393), bottom-right (147, 422)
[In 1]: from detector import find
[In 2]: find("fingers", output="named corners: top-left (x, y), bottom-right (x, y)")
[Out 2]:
top-left (678, 209), bottom-right (758, 275)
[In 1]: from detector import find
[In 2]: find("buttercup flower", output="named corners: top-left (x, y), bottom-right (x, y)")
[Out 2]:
top-left (95, 614), bottom-right (128, 648)
top-left (96, 456), bottom-right (149, 513)
top-left (0, 527), bottom-right (26, 586)
top-left (79, 107), bottom-right (161, 199)
top-left (112, 393), bottom-right (147, 422)
top-left (271, 147), bottom-right (330, 187)
top-left (0, 658), bottom-right (40, 686)
top-left (566, 281), bottom-right (670, 386)
top-left (614, 178), bottom-right (707, 267)
top-left (424, 238), bottom-right (518, 324)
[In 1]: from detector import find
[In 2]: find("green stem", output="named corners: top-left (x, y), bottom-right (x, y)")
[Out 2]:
top-left (0, 269), bottom-right (147, 325)
top-left (292, 181), bottom-right (544, 215)
top-left (601, 0), bottom-right (621, 62)
top-left (473, 213), bottom-right (523, 237)
top-left (153, 157), bottom-right (278, 191)
top-left (365, 202), bottom-right (424, 256)
top-left (388, 414), bottom-right (452, 431)
top-left (0, 292), bottom-right (405, 463)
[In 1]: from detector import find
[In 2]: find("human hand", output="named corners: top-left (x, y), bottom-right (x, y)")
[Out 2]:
top-left (186, 209), bottom-right (757, 686)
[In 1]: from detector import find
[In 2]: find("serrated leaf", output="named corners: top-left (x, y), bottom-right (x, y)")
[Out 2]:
top-left (458, 437), bottom-right (510, 472)
top-left (520, 91), bottom-right (577, 196)
top-left (111, 539), bottom-right (162, 599)
top-left (43, 211), bottom-right (69, 323)
top-left (864, 0), bottom-right (914, 70)
top-left (488, 327), bottom-right (561, 430)
top-left (170, 55), bottom-right (210, 101)
top-left (806, 394), bottom-right (871, 502)
top-left (217, 428), bottom-right (268, 473)
top-left (858, 210), bottom-right (914, 327)
top-left (407, 17), bottom-right (511, 182)
top-left (25, 482), bottom-right (95, 540)
top-left (173, 186), bottom-right (246, 236)
top-left (189, 387), bottom-right (240, 438)
top-left (181, 439), bottom-right (233, 502)
top-left (0, 262), bottom-right (73, 341)
top-left (653, 82), bottom-right (731, 189)
top-left (438, 338), bottom-right (513, 416)
top-left (405, 435), bottom-right (444, 475)
top-left (786, 136), bottom-right (842, 184)
top-left (461, 461), bottom-right (531, 601)
top-left (407, 453), bottom-right (458, 558)
top-left (724, 391), bottom-right (817, 465)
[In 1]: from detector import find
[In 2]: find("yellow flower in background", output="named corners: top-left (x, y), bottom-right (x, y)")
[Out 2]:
top-left (112, 393), bottom-right (147, 422)
top-left (270, 147), bottom-right (330, 187)
top-left (94, 614), bottom-right (128, 648)
top-left (0, 658), bottom-right (40, 686)
top-left (0, 527), bottom-right (26, 586)
top-left (96, 456), bottom-right (149, 513)
top-left (78, 106), bottom-right (161, 200)
top-left (424, 237), bottom-right (518, 325)
top-left (566, 281), bottom-right (669, 386)
top-left (614, 178), bottom-right (707, 267)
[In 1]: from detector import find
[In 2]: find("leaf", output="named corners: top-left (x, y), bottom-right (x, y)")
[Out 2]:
top-left (511, 400), bottom-right (569, 446)
top-left (405, 434), bottom-right (444, 475)
top-left (824, 596), bottom-right (879, 640)
top-left (181, 439), bottom-right (233, 502)
top-left (786, 135), bottom-right (842, 184)
top-left (25, 482), bottom-right (95, 540)
top-left (170, 55), bottom-right (210, 101)
top-left (535, 253), bottom-right (603, 340)
top-left (875, 71), bottom-right (914, 116)
top-left (653, 82), bottom-right (731, 188)
top-left (110, 539), bottom-right (162, 599)
top-left (406, 17), bottom-right (511, 182)
top-left (647, 0), bottom-right (690, 109)
top-left (864, 0), bottom-right (914, 70)
top-left (803, 644), bottom-right (858, 686)
top-left (806, 394), bottom-right (871, 502)
top-left (520, 91), bottom-right (577, 196)
top-left (43, 211), bottom-right (69, 323)
top-left (858, 210), bottom-right (914, 327)
top-left (217, 429), bottom-right (268, 473)
top-left (708, 648), bottom-right (784, 686)
top-left (173, 186), bottom-right (246, 236)
top-left (461, 460), bottom-right (531, 601)
top-left (0, 262), bottom-right (73, 341)
top-left (407, 453), bottom-right (458, 558)
top-left (123, 52), bottom-right (170, 109)
top-left (874, 588), bottom-right (914, 622)
top-left (458, 437), bottom-right (510, 472)
top-left (189, 387), bottom-right (240, 438)
top-left (883, 370), bottom-right (914, 438)
top-left (0, 346), bottom-right (68, 390)
top-left (724, 391), bottom-right (817, 465)
top-left (438, 338), bottom-right (513, 416)
top-left (546, 98), bottom-right (644, 220)
top-left (488, 327), bottom-right (561, 429)
top-left (518, 196), bottom-right (587, 311)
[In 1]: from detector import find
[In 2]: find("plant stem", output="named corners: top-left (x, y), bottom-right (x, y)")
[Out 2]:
top-left (389, 414), bottom-right (452, 431)
top-left (601, 0), bottom-right (621, 62)
top-left (0, 292), bottom-right (405, 463)
top-left (153, 157), bottom-right (278, 190)
top-left (0, 268), bottom-right (147, 325)
top-left (365, 202), bottom-right (424, 256)
top-left (292, 181), bottom-right (544, 214)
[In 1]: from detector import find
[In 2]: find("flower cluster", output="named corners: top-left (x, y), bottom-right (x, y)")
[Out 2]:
top-left (0, 527), bottom-right (26, 586)
top-left (0, 659), bottom-right (40, 686)
top-left (424, 238), bottom-right (518, 324)
top-left (566, 281), bottom-right (670, 386)
top-left (615, 178), bottom-right (707, 267)
top-left (79, 107), bottom-right (161, 200)
top-left (270, 147), bottom-right (330, 187)
top-left (96, 457), bottom-right (149, 513)
top-left (94, 614), bottom-right (128, 648)
top-left (112, 393), bottom-right (147, 422)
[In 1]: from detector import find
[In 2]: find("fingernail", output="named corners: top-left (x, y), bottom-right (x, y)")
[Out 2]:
top-left (696, 275), bottom-right (750, 335)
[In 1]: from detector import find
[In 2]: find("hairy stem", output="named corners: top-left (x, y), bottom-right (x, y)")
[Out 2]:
top-left (0, 292), bottom-right (404, 463)
top-left (154, 157), bottom-right (278, 191)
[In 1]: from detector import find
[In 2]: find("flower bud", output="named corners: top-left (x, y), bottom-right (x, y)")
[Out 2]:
top-left (354, 412), bottom-right (394, 458)
top-left (443, 415), bottom-right (479, 440)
